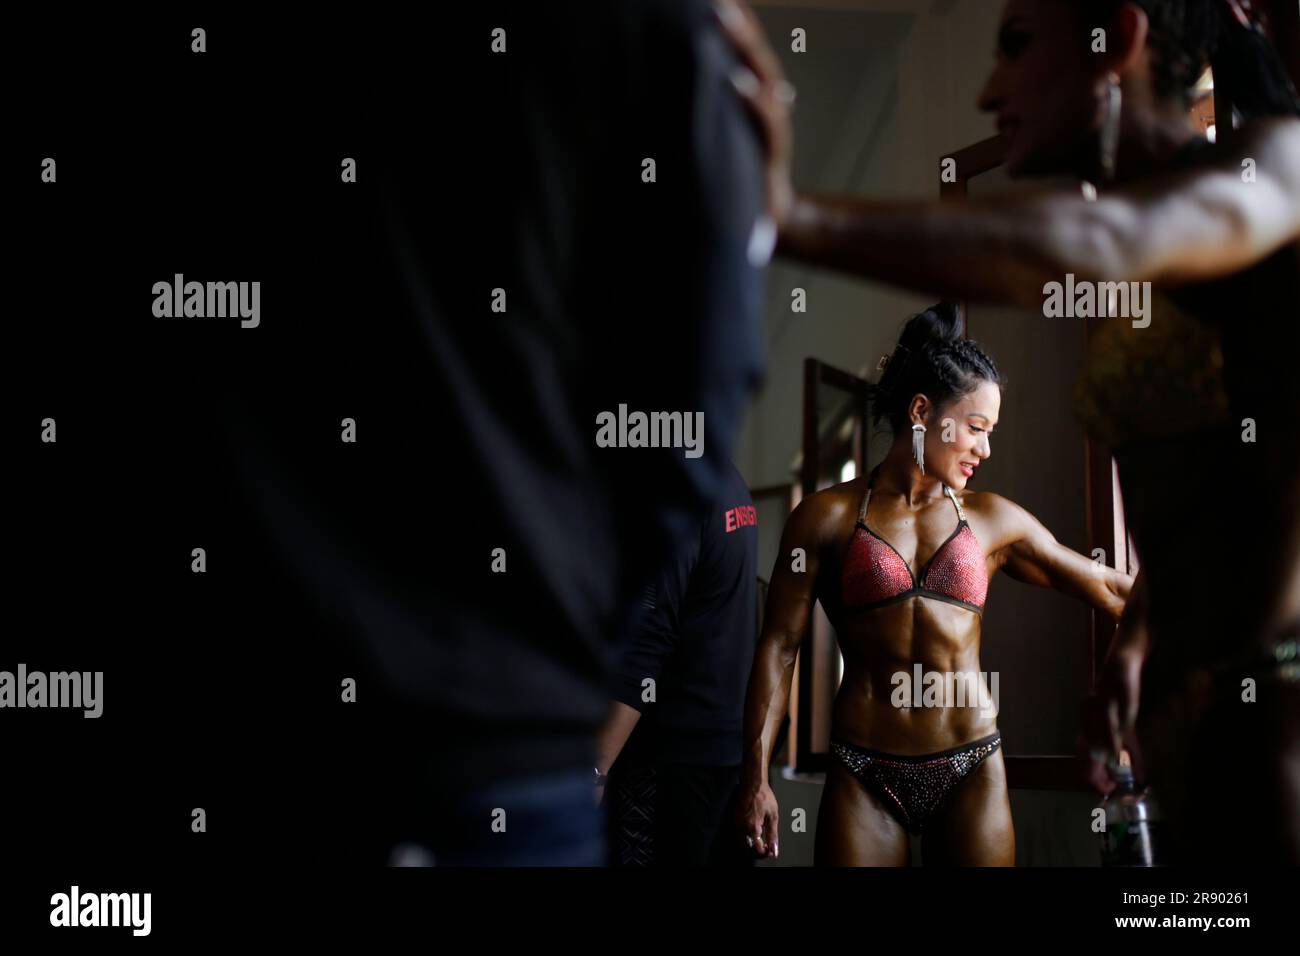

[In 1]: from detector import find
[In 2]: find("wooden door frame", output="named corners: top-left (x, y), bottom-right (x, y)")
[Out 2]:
top-left (792, 357), bottom-right (871, 774)
top-left (939, 133), bottom-right (1008, 338)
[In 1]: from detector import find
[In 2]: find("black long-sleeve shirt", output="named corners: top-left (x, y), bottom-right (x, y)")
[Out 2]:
top-left (613, 464), bottom-right (759, 767)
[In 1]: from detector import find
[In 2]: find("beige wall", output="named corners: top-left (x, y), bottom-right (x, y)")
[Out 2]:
top-left (739, 0), bottom-right (1008, 493)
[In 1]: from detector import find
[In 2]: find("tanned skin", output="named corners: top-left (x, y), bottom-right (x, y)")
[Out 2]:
top-left (737, 383), bottom-right (1132, 865)
top-left (716, 0), bottom-right (1300, 862)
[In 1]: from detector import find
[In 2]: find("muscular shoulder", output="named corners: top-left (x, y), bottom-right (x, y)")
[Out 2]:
top-left (958, 489), bottom-right (1018, 519)
top-left (783, 479), bottom-right (865, 549)
top-left (959, 491), bottom-right (1043, 547)
top-left (1208, 118), bottom-right (1300, 215)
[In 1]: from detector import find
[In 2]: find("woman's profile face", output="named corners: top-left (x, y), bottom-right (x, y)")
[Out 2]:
top-left (976, 0), bottom-right (1102, 177)
top-left (924, 381), bottom-right (1001, 492)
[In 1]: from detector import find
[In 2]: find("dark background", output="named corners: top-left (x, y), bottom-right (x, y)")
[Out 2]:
top-left (8, 2), bottom-right (767, 873)
top-left (10, 10), bottom-right (446, 870)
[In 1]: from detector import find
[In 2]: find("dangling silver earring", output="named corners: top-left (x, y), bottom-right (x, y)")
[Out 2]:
top-left (912, 424), bottom-right (927, 475)
top-left (1099, 70), bottom-right (1122, 184)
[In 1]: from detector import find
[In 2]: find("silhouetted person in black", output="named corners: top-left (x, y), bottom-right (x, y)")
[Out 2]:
top-left (13, 2), bottom-right (766, 868)
top-left (598, 462), bottom-right (760, 867)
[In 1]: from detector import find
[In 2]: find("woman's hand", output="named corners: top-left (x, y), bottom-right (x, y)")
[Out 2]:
top-left (714, 0), bottom-right (797, 231)
top-left (736, 776), bottom-right (781, 859)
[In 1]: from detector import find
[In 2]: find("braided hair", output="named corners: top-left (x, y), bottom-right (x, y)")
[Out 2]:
top-left (867, 302), bottom-right (1004, 435)
top-left (1072, 0), bottom-right (1300, 117)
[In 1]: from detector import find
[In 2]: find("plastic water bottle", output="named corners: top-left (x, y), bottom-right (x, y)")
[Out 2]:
top-left (1099, 750), bottom-right (1162, 866)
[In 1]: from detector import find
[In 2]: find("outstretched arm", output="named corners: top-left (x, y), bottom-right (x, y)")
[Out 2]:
top-left (777, 119), bottom-right (1300, 305)
top-left (990, 495), bottom-right (1133, 622)
top-left (979, 493), bottom-right (1144, 788)
top-left (716, 0), bottom-right (1300, 304)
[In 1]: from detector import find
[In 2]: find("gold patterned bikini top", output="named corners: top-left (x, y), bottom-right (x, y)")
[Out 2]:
top-left (1074, 289), bottom-right (1232, 452)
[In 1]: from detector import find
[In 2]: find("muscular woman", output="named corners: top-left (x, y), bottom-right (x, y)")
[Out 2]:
top-left (716, 0), bottom-right (1300, 862)
top-left (737, 305), bottom-right (1133, 866)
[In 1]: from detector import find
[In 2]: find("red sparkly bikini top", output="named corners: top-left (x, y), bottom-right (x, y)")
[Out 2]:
top-left (841, 480), bottom-right (988, 614)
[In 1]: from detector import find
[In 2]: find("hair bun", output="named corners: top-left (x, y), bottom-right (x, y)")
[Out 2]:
top-left (897, 301), bottom-right (963, 354)
top-left (867, 302), bottom-right (999, 435)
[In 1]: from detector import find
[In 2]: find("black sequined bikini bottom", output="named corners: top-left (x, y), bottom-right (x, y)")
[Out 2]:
top-left (829, 732), bottom-right (1002, 835)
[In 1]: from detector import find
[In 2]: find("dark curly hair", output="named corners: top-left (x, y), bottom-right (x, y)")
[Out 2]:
top-left (1072, 0), bottom-right (1300, 116)
top-left (867, 303), bottom-right (1004, 435)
